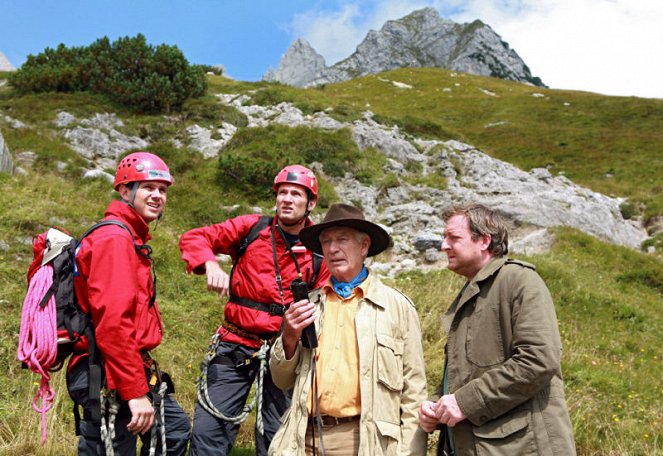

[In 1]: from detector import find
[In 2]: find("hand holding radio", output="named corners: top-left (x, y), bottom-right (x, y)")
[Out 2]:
top-left (290, 279), bottom-right (318, 349)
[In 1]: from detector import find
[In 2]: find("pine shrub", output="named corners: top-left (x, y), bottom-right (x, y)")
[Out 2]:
top-left (9, 34), bottom-right (207, 113)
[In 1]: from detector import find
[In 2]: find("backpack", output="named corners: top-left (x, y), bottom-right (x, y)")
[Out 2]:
top-left (17, 220), bottom-right (137, 444)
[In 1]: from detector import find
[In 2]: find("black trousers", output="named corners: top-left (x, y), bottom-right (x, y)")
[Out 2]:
top-left (189, 341), bottom-right (291, 456)
top-left (67, 358), bottom-right (191, 455)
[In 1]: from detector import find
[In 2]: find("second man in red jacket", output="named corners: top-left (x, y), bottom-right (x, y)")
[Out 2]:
top-left (179, 165), bottom-right (329, 456)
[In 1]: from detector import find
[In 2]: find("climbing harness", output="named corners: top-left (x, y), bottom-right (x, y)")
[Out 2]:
top-left (196, 332), bottom-right (270, 435)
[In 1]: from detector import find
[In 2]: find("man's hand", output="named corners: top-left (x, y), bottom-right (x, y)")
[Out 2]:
top-left (435, 394), bottom-right (466, 427)
top-left (281, 298), bottom-right (316, 359)
top-left (419, 400), bottom-right (440, 432)
top-left (127, 395), bottom-right (154, 435)
top-left (205, 260), bottom-right (229, 297)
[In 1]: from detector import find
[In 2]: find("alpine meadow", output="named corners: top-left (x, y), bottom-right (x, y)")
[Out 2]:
top-left (1, 67), bottom-right (662, 456)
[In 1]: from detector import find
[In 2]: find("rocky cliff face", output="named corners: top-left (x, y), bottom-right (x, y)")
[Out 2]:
top-left (264, 8), bottom-right (544, 88)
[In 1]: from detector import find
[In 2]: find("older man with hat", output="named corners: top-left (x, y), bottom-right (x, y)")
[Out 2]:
top-left (268, 204), bottom-right (428, 456)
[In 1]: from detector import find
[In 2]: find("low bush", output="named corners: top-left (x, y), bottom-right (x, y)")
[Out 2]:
top-left (9, 34), bottom-right (207, 113)
top-left (216, 125), bottom-right (385, 204)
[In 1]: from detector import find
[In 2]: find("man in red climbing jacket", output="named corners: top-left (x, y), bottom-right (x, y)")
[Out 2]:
top-left (67, 152), bottom-right (190, 455)
top-left (179, 164), bottom-right (330, 456)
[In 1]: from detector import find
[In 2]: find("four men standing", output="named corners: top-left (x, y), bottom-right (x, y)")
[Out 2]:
top-left (59, 150), bottom-right (575, 455)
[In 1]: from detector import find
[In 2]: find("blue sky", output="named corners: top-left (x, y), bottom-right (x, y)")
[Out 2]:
top-left (1, 0), bottom-right (661, 98)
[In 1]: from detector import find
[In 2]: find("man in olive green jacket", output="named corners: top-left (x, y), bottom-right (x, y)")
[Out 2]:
top-left (419, 204), bottom-right (576, 455)
top-left (269, 204), bottom-right (428, 455)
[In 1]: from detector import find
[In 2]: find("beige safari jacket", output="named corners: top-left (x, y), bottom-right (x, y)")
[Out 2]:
top-left (268, 274), bottom-right (428, 456)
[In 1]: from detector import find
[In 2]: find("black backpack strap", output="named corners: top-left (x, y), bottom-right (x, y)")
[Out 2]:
top-left (228, 215), bottom-right (273, 293)
top-left (81, 219), bottom-right (157, 307)
top-left (308, 253), bottom-right (323, 288)
top-left (236, 216), bottom-right (273, 259)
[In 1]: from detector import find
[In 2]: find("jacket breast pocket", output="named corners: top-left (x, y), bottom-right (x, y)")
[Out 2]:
top-left (376, 333), bottom-right (404, 392)
top-left (466, 303), bottom-right (506, 367)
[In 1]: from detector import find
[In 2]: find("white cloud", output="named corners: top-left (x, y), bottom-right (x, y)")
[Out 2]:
top-left (452, 0), bottom-right (663, 98)
top-left (291, 1), bottom-right (447, 65)
top-left (292, 0), bottom-right (662, 98)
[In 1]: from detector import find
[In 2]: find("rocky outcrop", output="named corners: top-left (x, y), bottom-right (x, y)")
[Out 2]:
top-left (0, 129), bottom-right (13, 174)
top-left (263, 39), bottom-right (327, 88)
top-left (214, 93), bottom-right (647, 276)
top-left (264, 8), bottom-right (544, 88)
top-left (56, 111), bottom-right (148, 170)
top-left (0, 52), bottom-right (16, 72)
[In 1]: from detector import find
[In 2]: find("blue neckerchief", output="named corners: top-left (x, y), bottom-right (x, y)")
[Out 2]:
top-left (331, 266), bottom-right (368, 299)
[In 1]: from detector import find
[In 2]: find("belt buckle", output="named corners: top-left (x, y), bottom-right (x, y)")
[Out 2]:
top-left (269, 303), bottom-right (285, 316)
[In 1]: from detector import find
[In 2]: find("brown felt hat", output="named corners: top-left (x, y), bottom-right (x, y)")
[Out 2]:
top-left (300, 203), bottom-right (390, 257)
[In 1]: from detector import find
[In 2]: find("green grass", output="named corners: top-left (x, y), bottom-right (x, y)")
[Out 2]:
top-left (1, 70), bottom-right (662, 454)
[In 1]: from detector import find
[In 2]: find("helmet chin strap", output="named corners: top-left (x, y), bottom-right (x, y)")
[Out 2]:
top-left (123, 181), bottom-right (140, 208)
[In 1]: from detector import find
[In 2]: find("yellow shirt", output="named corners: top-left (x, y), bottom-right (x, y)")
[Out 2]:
top-left (308, 275), bottom-right (373, 418)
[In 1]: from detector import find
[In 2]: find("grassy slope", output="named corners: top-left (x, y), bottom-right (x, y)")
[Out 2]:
top-left (0, 71), bottom-right (662, 454)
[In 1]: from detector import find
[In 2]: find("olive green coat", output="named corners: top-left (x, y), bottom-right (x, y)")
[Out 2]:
top-left (437, 257), bottom-right (576, 455)
top-left (268, 275), bottom-right (428, 455)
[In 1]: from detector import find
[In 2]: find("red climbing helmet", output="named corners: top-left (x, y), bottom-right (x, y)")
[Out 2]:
top-left (273, 165), bottom-right (318, 198)
top-left (113, 152), bottom-right (173, 190)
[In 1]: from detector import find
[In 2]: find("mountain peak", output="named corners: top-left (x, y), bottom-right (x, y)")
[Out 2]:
top-left (264, 8), bottom-right (544, 88)
top-left (263, 38), bottom-right (326, 86)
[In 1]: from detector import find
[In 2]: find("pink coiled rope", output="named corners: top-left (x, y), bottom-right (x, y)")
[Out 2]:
top-left (17, 264), bottom-right (58, 445)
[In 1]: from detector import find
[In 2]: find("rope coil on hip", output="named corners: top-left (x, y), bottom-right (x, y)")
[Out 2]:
top-left (196, 333), bottom-right (270, 435)
top-left (100, 390), bottom-right (120, 456)
top-left (149, 382), bottom-right (168, 456)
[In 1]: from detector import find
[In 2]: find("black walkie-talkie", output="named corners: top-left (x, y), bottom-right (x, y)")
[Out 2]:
top-left (290, 279), bottom-right (318, 348)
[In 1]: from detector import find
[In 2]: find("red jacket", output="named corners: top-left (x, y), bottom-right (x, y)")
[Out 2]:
top-left (179, 214), bottom-right (329, 348)
top-left (72, 200), bottom-right (162, 401)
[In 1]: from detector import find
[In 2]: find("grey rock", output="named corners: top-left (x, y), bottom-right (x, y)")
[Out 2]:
top-left (424, 248), bottom-right (445, 264)
top-left (186, 123), bottom-right (237, 158)
top-left (0, 129), bottom-right (13, 174)
top-left (64, 125), bottom-right (148, 161)
top-left (267, 8), bottom-right (544, 88)
top-left (81, 113), bottom-right (124, 130)
top-left (509, 228), bottom-right (556, 255)
top-left (413, 232), bottom-right (443, 252)
top-left (264, 38), bottom-right (327, 87)
top-left (54, 111), bottom-right (78, 128)
top-left (82, 168), bottom-right (114, 183)
top-left (15, 151), bottom-right (37, 168)
top-left (3, 115), bottom-right (27, 129)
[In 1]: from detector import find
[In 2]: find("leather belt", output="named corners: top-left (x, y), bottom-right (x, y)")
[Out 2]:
top-left (309, 414), bottom-right (360, 426)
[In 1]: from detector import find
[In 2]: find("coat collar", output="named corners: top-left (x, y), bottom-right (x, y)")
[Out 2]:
top-left (322, 268), bottom-right (388, 310)
top-left (449, 256), bottom-right (507, 317)
top-left (361, 271), bottom-right (388, 310)
top-left (104, 200), bottom-right (151, 242)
